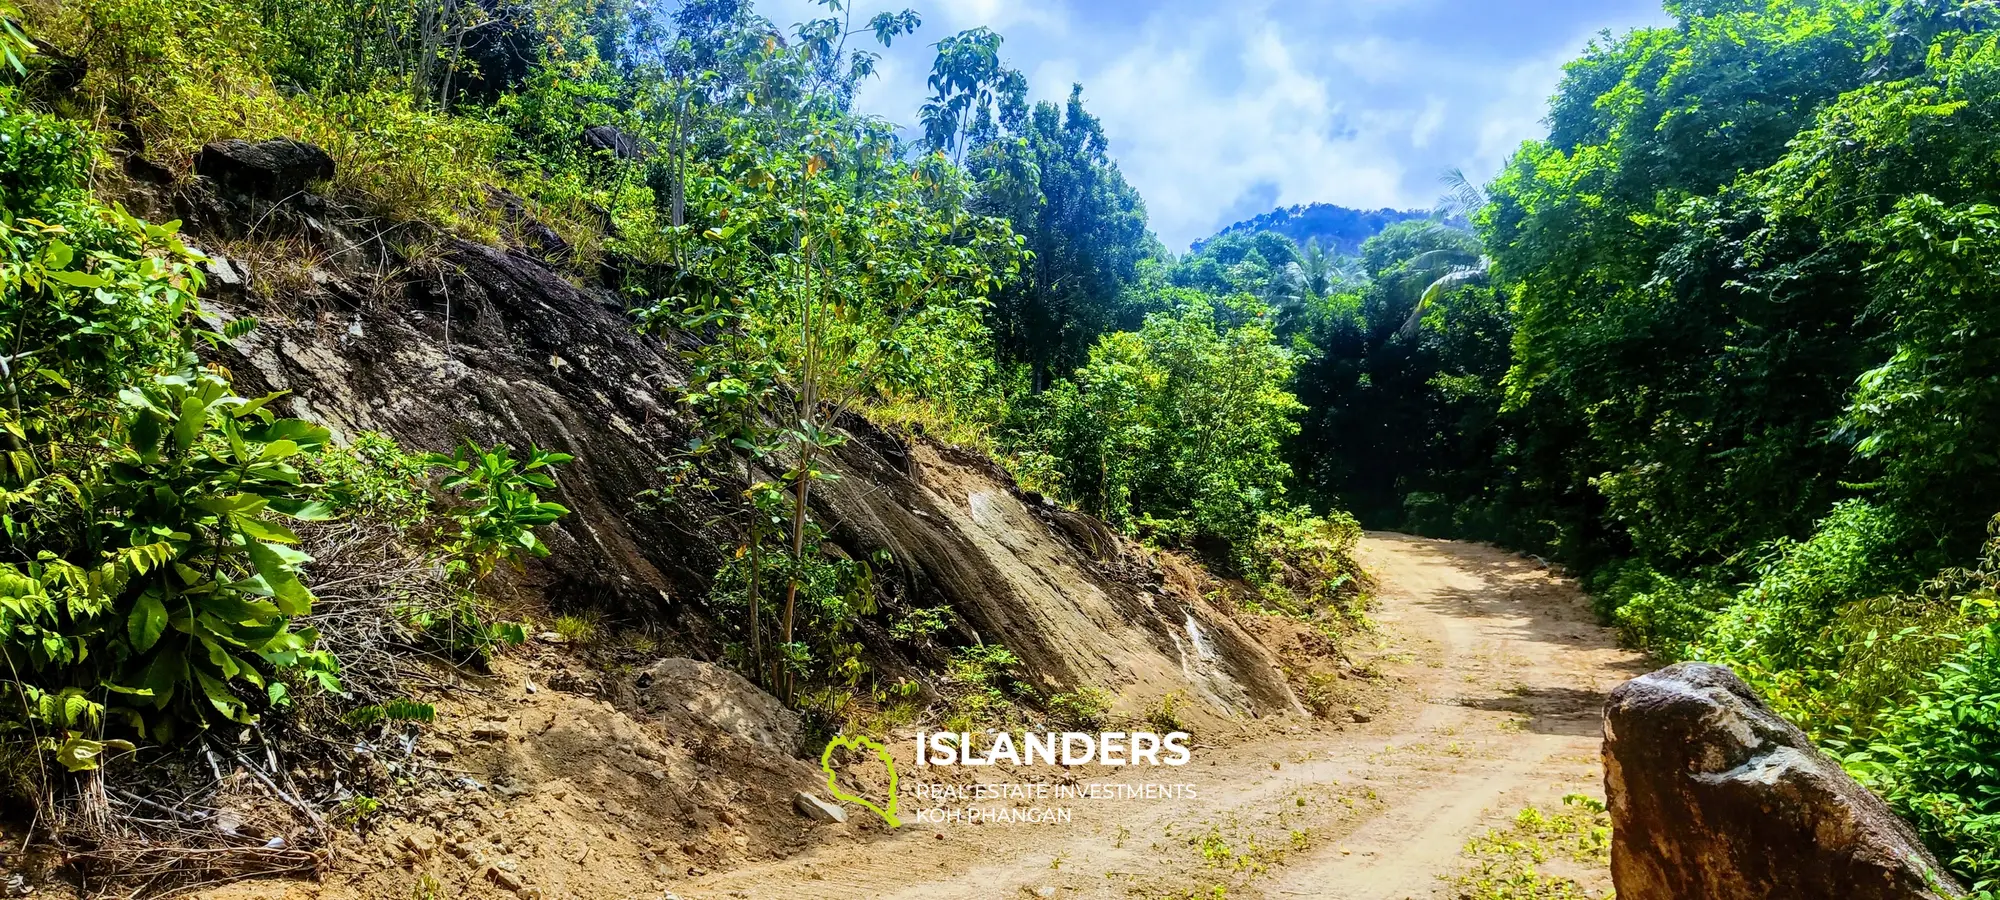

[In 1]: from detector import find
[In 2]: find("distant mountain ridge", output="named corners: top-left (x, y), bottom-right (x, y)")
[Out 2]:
top-left (1194, 203), bottom-right (1430, 255)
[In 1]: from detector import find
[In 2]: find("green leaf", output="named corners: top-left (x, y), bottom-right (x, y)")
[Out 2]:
top-left (193, 591), bottom-right (281, 625)
top-left (196, 669), bottom-right (250, 722)
top-left (136, 641), bottom-right (187, 709)
top-left (245, 540), bottom-right (314, 616)
top-left (46, 270), bottom-right (109, 289)
top-left (54, 733), bottom-right (106, 773)
top-left (267, 498), bottom-right (336, 521)
top-left (172, 395), bottom-right (210, 452)
top-left (128, 591), bottom-right (168, 653)
top-left (233, 514), bottom-right (300, 545)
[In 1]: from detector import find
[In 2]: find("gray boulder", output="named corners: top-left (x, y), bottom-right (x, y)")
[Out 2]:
top-left (194, 138), bottom-right (334, 199)
top-left (1604, 662), bottom-right (1964, 899)
top-left (582, 125), bottom-right (647, 160)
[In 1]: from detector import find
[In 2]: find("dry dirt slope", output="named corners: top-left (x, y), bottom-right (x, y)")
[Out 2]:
top-left (658, 533), bottom-right (1650, 900)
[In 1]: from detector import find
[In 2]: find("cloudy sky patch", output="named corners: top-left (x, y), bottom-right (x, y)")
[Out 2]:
top-left (776, 0), bottom-right (1669, 250)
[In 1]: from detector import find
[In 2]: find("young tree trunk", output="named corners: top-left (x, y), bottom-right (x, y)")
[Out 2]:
top-left (778, 442), bottom-right (814, 703)
top-left (745, 449), bottom-right (765, 687)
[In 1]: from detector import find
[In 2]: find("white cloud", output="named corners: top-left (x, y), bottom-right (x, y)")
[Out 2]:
top-left (1060, 9), bottom-right (1412, 248)
top-left (927, 0), bottom-right (1070, 35)
top-left (1411, 96), bottom-right (1446, 149)
top-left (782, 0), bottom-right (1669, 249)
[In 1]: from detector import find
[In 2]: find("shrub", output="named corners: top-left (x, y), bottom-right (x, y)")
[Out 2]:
top-left (0, 368), bottom-right (344, 750)
top-left (1250, 507), bottom-right (1363, 608)
top-left (1047, 686), bottom-right (1113, 730)
top-left (1846, 607), bottom-right (2000, 891)
top-left (1009, 299), bottom-right (1304, 569)
top-left (31, 0), bottom-right (298, 162)
top-left (426, 441), bottom-right (573, 577)
top-left (1695, 500), bottom-right (1927, 700)
top-left (941, 645), bottom-right (1021, 731)
top-left (1588, 560), bottom-right (1730, 658)
top-left (307, 88), bottom-right (505, 232)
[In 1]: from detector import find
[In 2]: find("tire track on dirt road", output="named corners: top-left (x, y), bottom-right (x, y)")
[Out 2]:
top-left (669, 533), bottom-right (1647, 900)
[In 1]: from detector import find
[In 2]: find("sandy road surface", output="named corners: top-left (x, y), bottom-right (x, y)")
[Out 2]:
top-left (667, 533), bottom-right (1648, 900)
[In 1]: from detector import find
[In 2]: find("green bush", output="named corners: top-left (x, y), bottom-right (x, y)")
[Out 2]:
top-left (0, 99), bottom-right (352, 755)
top-left (1009, 297), bottom-right (1304, 568)
top-left (1846, 606), bottom-right (2000, 892)
top-left (308, 87), bottom-right (504, 232)
top-left (1589, 561), bottom-right (1730, 658)
top-left (426, 441), bottom-right (573, 577)
top-left (1, 367), bottom-right (343, 750)
top-left (1697, 500), bottom-right (1924, 678)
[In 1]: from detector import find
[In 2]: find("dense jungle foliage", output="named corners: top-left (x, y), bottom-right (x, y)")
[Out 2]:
top-left (12, 0), bottom-right (2000, 890)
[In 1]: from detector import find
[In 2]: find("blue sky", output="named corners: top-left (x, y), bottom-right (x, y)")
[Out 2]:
top-left (775, 0), bottom-right (1671, 251)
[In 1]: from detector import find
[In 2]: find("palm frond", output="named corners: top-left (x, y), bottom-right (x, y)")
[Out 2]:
top-left (1437, 167), bottom-right (1488, 221)
top-left (1398, 261), bottom-right (1491, 338)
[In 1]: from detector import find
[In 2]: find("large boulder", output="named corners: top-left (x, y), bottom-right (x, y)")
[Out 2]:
top-left (194, 138), bottom-right (334, 199)
top-left (1604, 662), bottom-right (1964, 899)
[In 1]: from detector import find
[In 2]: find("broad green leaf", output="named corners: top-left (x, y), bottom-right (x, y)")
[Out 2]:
top-left (128, 591), bottom-right (167, 653)
top-left (245, 540), bottom-right (313, 616)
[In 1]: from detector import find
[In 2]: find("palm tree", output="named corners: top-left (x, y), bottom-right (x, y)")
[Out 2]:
top-left (1399, 170), bottom-right (1493, 337)
top-left (1267, 238), bottom-right (1369, 331)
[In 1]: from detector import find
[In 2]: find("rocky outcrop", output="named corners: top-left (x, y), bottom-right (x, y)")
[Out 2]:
top-left (816, 437), bottom-right (1302, 728)
top-left (582, 125), bottom-right (648, 160)
top-left (135, 141), bottom-right (1306, 728)
top-left (194, 138), bottom-right (335, 199)
top-left (1603, 662), bottom-right (1964, 899)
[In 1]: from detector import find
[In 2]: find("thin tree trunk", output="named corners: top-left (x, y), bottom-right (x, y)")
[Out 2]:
top-left (778, 443), bottom-right (811, 703)
top-left (747, 529), bottom-right (764, 685)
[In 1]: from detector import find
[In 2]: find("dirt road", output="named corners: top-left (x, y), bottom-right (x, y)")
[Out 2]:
top-left (669, 533), bottom-right (1649, 900)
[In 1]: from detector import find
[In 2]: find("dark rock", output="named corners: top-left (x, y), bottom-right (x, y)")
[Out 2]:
top-left (194, 138), bottom-right (334, 199)
top-left (1603, 662), bottom-right (1964, 900)
top-left (582, 125), bottom-right (647, 160)
top-left (123, 153), bottom-right (176, 185)
top-left (485, 186), bottom-right (573, 265)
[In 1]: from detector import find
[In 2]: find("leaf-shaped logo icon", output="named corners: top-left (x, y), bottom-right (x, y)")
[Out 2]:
top-left (820, 734), bottom-right (901, 827)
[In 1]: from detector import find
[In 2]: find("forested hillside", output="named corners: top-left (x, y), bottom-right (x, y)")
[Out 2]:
top-left (9, 0), bottom-right (2000, 894)
top-left (0, 0), bottom-right (1365, 891)
top-left (1194, 202), bottom-right (1429, 255)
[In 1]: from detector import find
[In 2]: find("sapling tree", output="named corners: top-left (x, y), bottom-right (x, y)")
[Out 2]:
top-left (647, 0), bottom-right (1020, 704)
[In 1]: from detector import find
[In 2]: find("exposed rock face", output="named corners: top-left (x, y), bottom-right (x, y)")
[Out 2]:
top-left (194, 138), bottom-right (335, 198)
top-left (816, 437), bottom-right (1303, 728)
top-left (1603, 662), bottom-right (1964, 900)
top-left (582, 125), bottom-right (647, 160)
top-left (632, 658), bottom-right (801, 755)
top-left (133, 157), bottom-right (1305, 730)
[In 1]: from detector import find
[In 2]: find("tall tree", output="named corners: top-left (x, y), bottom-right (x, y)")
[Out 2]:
top-left (921, 31), bottom-right (1159, 387)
